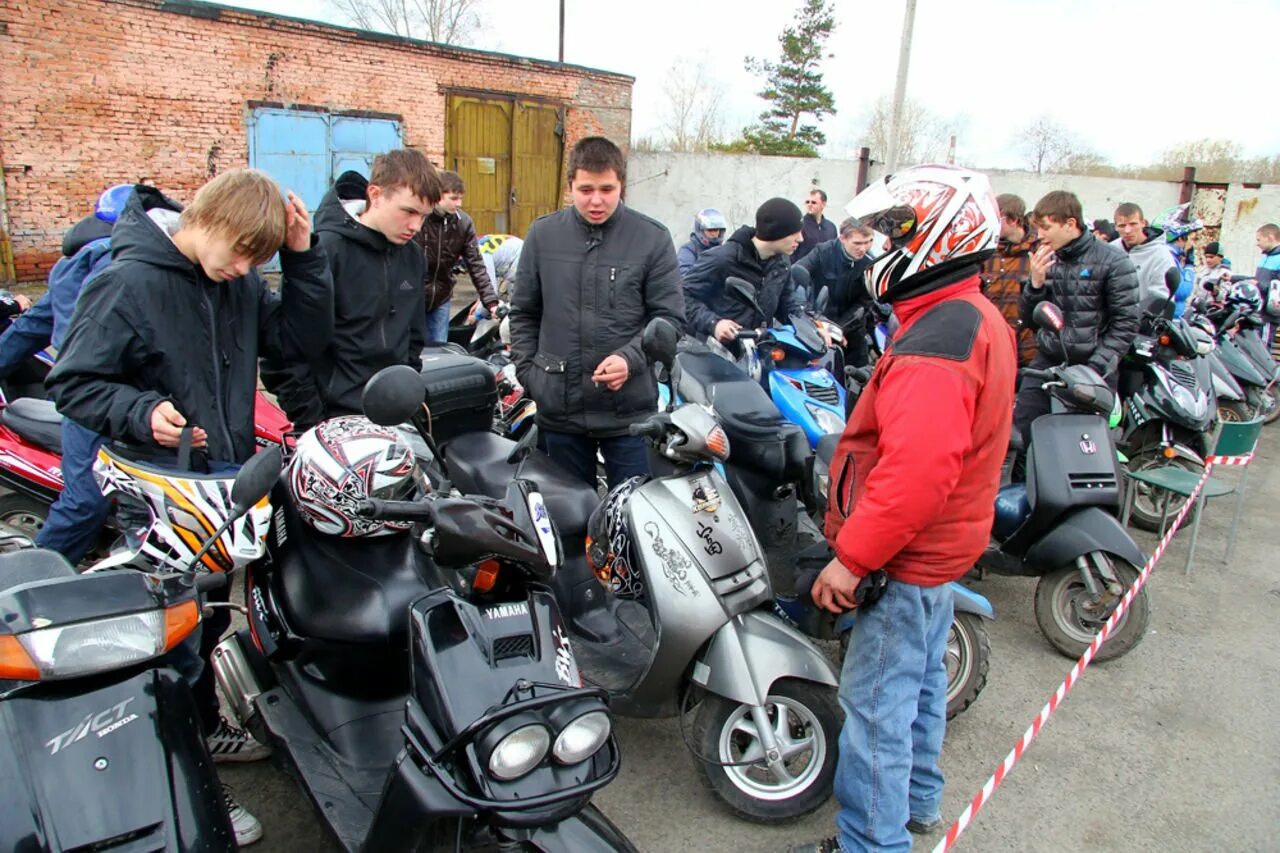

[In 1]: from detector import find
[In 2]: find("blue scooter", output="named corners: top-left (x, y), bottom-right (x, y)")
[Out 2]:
top-left (712, 275), bottom-right (848, 446)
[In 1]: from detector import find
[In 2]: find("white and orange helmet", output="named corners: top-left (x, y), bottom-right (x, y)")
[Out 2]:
top-left (846, 165), bottom-right (1000, 303)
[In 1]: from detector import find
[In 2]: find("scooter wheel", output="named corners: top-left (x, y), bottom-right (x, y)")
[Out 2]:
top-left (1034, 556), bottom-right (1150, 661)
top-left (1217, 399), bottom-right (1254, 423)
top-left (0, 493), bottom-right (49, 541)
top-left (1124, 451), bottom-right (1202, 533)
top-left (692, 678), bottom-right (839, 823)
top-left (945, 613), bottom-right (990, 720)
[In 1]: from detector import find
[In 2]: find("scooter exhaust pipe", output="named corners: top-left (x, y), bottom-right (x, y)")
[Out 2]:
top-left (212, 635), bottom-right (263, 727)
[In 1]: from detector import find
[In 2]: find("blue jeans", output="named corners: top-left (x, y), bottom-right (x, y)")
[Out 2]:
top-left (834, 579), bottom-right (954, 853)
top-left (425, 300), bottom-right (451, 344)
top-left (540, 431), bottom-right (650, 491)
top-left (34, 419), bottom-right (109, 564)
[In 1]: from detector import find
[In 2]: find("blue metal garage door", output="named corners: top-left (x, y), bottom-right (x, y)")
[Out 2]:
top-left (248, 108), bottom-right (402, 268)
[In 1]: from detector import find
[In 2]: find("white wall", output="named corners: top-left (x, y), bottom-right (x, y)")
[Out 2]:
top-left (625, 152), bottom-right (1277, 273)
top-left (1220, 184), bottom-right (1280, 275)
top-left (626, 151), bottom-right (862, 242)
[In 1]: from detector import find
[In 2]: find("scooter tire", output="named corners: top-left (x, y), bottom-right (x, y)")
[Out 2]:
top-left (1124, 451), bottom-right (1201, 534)
top-left (692, 678), bottom-right (839, 823)
top-left (1034, 556), bottom-right (1149, 661)
top-left (945, 613), bottom-right (990, 720)
top-left (0, 493), bottom-right (49, 541)
top-left (1217, 399), bottom-right (1254, 423)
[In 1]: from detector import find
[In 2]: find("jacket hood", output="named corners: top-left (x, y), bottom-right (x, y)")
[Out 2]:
top-left (1120, 226), bottom-right (1168, 256)
top-left (62, 214), bottom-right (113, 258)
top-left (314, 170), bottom-right (393, 251)
top-left (108, 185), bottom-right (193, 273)
top-left (727, 225), bottom-right (758, 252)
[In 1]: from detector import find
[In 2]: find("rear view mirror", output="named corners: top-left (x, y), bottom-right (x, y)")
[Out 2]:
top-left (641, 317), bottom-right (681, 368)
top-left (231, 446), bottom-right (282, 514)
top-left (362, 365), bottom-right (424, 426)
top-left (725, 276), bottom-right (764, 316)
top-left (815, 286), bottom-right (830, 316)
top-left (1032, 302), bottom-right (1065, 332)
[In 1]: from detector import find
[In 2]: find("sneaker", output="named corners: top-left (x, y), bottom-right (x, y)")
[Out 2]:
top-left (222, 783), bottom-right (263, 847)
top-left (785, 839), bottom-right (841, 853)
top-left (907, 815), bottom-right (943, 834)
top-left (206, 715), bottom-right (271, 763)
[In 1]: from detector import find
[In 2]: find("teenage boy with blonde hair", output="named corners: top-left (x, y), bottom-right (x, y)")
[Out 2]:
top-left (48, 168), bottom-right (334, 846)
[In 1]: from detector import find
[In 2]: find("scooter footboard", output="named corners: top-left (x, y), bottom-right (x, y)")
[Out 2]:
top-left (693, 611), bottom-right (838, 708)
top-left (1025, 506), bottom-right (1148, 570)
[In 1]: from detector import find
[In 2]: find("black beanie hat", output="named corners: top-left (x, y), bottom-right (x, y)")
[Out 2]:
top-left (1204, 241), bottom-right (1222, 256)
top-left (755, 198), bottom-right (804, 241)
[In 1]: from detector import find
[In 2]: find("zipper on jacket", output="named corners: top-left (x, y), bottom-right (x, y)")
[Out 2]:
top-left (609, 267), bottom-right (617, 307)
top-left (381, 253), bottom-right (390, 352)
top-left (200, 282), bottom-right (236, 458)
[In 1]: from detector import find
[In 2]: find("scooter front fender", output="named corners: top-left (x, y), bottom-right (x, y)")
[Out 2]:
top-left (1025, 506), bottom-right (1148, 571)
top-left (693, 610), bottom-right (838, 708)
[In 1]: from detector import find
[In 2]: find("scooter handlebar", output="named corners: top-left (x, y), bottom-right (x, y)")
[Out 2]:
top-left (734, 330), bottom-right (760, 340)
top-left (1020, 367), bottom-right (1054, 383)
top-left (628, 419), bottom-right (666, 438)
top-left (356, 498), bottom-right (437, 523)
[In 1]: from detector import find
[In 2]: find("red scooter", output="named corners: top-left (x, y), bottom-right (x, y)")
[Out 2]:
top-left (0, 390), bottom-right (292, 539)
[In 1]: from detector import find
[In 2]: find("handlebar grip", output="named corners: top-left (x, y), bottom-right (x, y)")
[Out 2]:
top-left (629, 420), bottom-right (665, 438)
top-left (356, 498), bottom-right (436, 522)
top-left (735, 330), bottom-right (760, 340)
top-left (1020, 368), bottom-right (1053, 382)
top-left (195, 572), bottom-right (229, 593)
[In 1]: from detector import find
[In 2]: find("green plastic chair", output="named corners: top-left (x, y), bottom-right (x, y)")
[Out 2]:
top-left (1120, 417), bottom-right (1265, 574)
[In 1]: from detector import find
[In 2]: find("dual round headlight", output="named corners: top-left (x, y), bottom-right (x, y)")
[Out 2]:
top-left (486, 711), bottom-right (612, 782)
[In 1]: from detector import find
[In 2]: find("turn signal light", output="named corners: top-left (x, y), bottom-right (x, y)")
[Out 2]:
top-left (706, 425), bottom-right (730, 459)
top-left (770, 348), bottom-right (785, 362)
top-left (0, 635), bottom-right (40, 680)
top-left (1159, 334), bottom-right (1171, 346)
top-left (1162, 447), bottom-right (1176, 459)
top-left (474, 559), bottom-right (501, 593)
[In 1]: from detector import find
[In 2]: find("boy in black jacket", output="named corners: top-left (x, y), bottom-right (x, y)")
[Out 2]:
top-left (264, 149), bottom-right (442, 428)
top-left (47, 168), bottom-right (334, 846)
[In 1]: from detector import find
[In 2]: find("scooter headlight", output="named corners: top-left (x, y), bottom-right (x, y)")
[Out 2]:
top-left (0, 601), bottom-right (199, 680)
top-left (487, 723), bottom-right (550, 781)
top-left (805, 402), bottom-right (847, 436)
top-left (552, 711), bottom-right (611, 765)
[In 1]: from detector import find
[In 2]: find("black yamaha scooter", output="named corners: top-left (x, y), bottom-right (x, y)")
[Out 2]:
top-left (0, 450), bottom-right (283, 852)
top-left (212, 367), bottom-right (633, 852)
top-left (975, 303), bottom-right (1151, 660)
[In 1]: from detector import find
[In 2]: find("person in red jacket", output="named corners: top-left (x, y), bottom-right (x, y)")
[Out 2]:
top-left (790, 166), bottom-right (1017, 853)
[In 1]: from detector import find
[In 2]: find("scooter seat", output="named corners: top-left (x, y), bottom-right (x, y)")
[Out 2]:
top-left (0, 548), bottom-right (76, 590)
top-left (673, 352), bottom-right (808, 482)
top-left (1, 398), bottom-right (63, 454)
top-left (440, 431), bottom-right (598, 538)
top-left (276, 497), bottom-right (433, 645)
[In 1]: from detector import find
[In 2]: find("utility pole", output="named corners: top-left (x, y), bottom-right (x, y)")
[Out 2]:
top-left (886, 0), bottom-right (917, 173)
top-left (558, 0), bottom-right (565, 62)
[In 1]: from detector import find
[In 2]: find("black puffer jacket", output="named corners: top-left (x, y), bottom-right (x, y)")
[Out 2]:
top-left (416, 208), bottom-right (498, 312)
top-left (48, 186), bottom-right (334, 463)
top-left (509, 204), bottom-right (685, 435)
top-left (1020, 231), bottom-right (1140, 378)
top-left (683, 226), bottom-right (805, 338)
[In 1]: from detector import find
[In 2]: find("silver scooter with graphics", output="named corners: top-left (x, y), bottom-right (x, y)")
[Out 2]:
top-left (573, 318), bottom-right (841, 823)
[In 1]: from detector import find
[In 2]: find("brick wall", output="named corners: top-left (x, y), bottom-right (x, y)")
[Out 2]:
top-left (0, 0), bottom-right (634, 282)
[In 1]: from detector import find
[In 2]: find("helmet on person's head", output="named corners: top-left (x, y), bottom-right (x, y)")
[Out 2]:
top-left (1155, 202), bottom-right (1204, 242)
top-left (692, 208), bottom-right (728, 249)
top-left (94, 184), bottom-right (135, 224)
top-left (287, 416), bottom-right (425, 538)
top-left (845, 165), bottom-right (1000, 303)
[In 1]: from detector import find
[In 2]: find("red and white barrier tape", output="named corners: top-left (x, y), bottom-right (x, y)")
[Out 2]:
top-left (931, 462), bottom-right (1216, 853)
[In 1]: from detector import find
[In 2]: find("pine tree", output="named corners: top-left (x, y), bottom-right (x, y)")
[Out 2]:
top-left (725, 0), bottom-right (837, 157)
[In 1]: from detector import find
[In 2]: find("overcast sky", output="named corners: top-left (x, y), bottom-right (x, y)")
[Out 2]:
top-left (223, 0), bottom-right (1279, 169)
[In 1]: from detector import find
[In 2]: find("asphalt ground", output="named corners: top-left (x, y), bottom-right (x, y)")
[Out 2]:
top-left (220, 426), bottom-right (1280, 853)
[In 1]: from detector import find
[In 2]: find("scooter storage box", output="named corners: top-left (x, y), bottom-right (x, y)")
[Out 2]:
top-left (419, 352), bottom-right (497, 444)
top-left (1027, 413), bottom-right (1121, 511)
